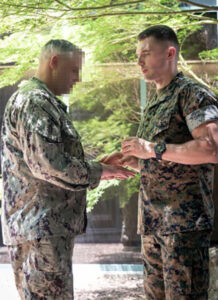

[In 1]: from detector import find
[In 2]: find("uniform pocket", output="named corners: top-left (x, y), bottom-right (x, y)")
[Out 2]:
top-left (152, 114), bottom-right (172, 138)
top-left (163, 245), bottom-right (209, 296)
top-left (191, 247), bottom-right (209, 294)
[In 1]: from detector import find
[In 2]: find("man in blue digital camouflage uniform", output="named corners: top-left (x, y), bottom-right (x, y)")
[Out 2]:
top-left (101, 25), bottom-right (218, 299)
top-left (1, 39), bottom-right (135, 300)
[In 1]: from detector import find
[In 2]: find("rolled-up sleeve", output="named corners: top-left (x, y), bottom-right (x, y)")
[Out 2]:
top-left (180, 85), bottom-right (218, 133)
top-left (186, 105), bottom-right (218, 132)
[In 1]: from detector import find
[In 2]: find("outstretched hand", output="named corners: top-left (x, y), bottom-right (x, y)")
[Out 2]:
top-left (100, 151), bottom-right (140, 172)
top-left (101, 164), bottom-right (136, 180)
top-left (100, 152), bottom-right (123, 166)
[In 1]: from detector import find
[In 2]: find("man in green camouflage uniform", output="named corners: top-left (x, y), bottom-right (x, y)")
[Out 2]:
top-left (101, 26), bottom-right (218, 299)
top-left (1, 40), bottom-right (135, 300)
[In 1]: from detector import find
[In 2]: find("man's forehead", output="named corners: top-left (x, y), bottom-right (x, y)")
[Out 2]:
top-left (64, 51), bottom-right (83, 65)
top-left (136, 37), bottom-right (154, 53)
top-left (68, 50), bottom-right (83, 59)
top-left (136, 37), bottom-right (167, 54)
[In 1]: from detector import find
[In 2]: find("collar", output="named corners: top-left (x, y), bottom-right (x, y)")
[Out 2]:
top-left (157, 72), bottom-right (184, 96)
top-left (147, 72), bottom-right (184, 109)
top-left (31, 77), bottom-right (68, 112)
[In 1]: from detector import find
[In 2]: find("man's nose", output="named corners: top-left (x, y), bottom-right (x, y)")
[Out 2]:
top-left (137, 56), bottom-right (144, 66)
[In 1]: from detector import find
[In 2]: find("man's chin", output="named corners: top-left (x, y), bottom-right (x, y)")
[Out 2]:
top-left (143, 75), bottom-right (152, 83)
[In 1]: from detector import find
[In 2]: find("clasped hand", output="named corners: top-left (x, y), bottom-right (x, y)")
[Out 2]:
top-left (100, 137), bottom-right (154, 174)
top-left (121, 137), bottom-right (154, 159)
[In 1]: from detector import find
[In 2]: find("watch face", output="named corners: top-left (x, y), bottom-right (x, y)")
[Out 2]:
top-left (155, 143), bottom-right (165, 154)
top-left (154, 142), bottom-right (166, 160)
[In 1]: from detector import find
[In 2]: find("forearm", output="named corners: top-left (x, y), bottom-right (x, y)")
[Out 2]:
top-left (151, 137), bottom-right (218, 165)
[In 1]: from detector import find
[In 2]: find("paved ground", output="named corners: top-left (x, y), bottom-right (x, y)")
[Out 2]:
top-left (0, 243), bottom-right (142, 264)
top-left (0, 243), bottom-right (144, 300)
top-left (0, 264), bottom-right (144, 300)
top-left (0, 243), bottom-right (218, 300)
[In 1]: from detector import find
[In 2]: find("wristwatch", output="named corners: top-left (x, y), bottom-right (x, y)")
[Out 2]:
top-left (154, 141), bottom-right (166, 160)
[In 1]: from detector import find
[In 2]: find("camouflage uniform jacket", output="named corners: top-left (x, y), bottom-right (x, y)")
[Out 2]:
top-left (137, 72), bottom-right (218, 235)
top-left (1, 77), bottom-right (102, 245)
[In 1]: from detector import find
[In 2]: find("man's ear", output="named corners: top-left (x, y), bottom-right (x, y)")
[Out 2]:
top-left (168, 46), bottom-right (177, 61)
top-left (49, 55), bottom-right (58, 69)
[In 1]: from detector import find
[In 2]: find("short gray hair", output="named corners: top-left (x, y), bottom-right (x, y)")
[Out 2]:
top-left (40, 39), bottom-right (83, 58)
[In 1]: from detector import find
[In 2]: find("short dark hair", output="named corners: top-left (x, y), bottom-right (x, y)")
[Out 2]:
top-left (138, 25), bottom-right (180, 53)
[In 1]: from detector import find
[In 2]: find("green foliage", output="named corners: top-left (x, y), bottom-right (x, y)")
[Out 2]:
top-left (0, 0), bottom-right (212, 85)
top-left (0, 22), bottom-right (85, 87)
top-left (86, 179), bottom-right (120, 212)
top-left (118, 175), bottom-right (140, 208)
top-left (75, 117), bottom-right (134, 154)
top-left (0, 0), bottom-right (217, 209)
top-left (86, 174), bottom-right (140, 212)
top-left (0, 32), bottom-right (42, 87)
top-left (70, 68), bottom-right (140, 210)
top-left (199, 48), bottom-right (218, 60)
top-left (79, 7), bottom-right (203, 63)
top-left (160, 0), bottom-right (178, 6)
top-left (71, 71), bottom-right (140, 152)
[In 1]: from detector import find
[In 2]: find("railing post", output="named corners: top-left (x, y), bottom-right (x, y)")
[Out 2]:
top-left (140, 78), bottom-right (146, 113)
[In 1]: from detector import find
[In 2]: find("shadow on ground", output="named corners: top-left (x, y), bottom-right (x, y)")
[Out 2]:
top-left (89, 251), bottom-right (141, 264)
top-left (75, 274), bottom-right (144, 300)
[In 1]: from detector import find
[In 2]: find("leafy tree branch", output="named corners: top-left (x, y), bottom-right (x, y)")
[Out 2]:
top-left (179, 54), bottom-right (218, 95)
top-left (53, 0), bottom-right (150, 11)
top-left (0, 0), bottom-right (154, 13)
top-left (64, 9), bottom-right (217, 21)
top-left (0, 0), bottom-right (217, 20)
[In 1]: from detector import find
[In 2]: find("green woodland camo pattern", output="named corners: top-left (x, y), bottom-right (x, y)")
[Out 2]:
top-left (141, 230), bottom-right (211, 300)
top-left (8, 236), bottom-right (74, 299)
top-left (1, 77), bottom-right (102, 246)
top-left (137, 72), bottom-right (218, 235)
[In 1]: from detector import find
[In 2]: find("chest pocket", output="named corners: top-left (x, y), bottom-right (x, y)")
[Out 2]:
top-left (138, 95), bottom-right (177, 141)
top-left (152, 113), bottom-right (172, 138)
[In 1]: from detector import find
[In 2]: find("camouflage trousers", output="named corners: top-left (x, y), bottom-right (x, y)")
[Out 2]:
top-left (141, 230), bottom-right (211, 300)
top-left (8, 236), bottom-right (75, 300)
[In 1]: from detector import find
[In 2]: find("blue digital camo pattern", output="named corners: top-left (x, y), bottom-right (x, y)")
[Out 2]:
top-left (1, 77), bottom-right (102, 246)
top-left (137, 72), bottom-right (218, 235)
